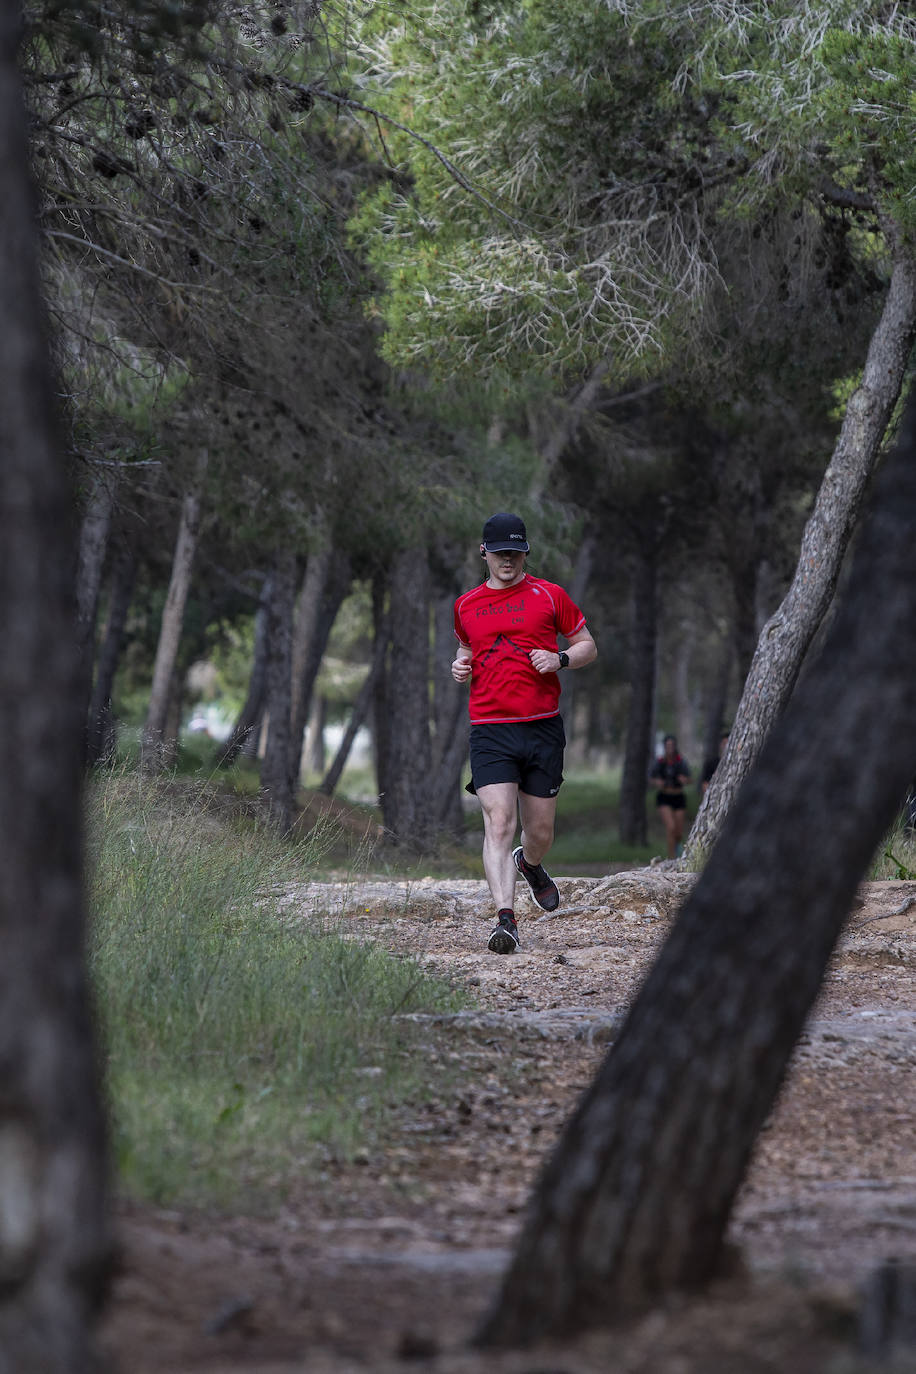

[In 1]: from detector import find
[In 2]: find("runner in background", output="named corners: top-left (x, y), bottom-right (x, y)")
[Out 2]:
top-left (650, 733), bottom-right (691, 859)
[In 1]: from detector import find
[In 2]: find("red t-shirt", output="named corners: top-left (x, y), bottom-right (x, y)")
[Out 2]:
top-left (453, 573), bottom-right (586, 724)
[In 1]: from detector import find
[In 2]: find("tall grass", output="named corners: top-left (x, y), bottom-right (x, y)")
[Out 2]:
top-left (870, 815), bottom-right (916, 880)
top-left (86, 773), bottom-right (468, 1210)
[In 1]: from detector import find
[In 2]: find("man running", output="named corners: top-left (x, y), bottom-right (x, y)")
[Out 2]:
top-left (452, 512), bottom-right (597, 953)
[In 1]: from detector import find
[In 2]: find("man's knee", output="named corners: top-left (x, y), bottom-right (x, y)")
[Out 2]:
top-left (525, 817), bottom-right (555, 850)
top-left (483, 808), bottom-right (517, 845)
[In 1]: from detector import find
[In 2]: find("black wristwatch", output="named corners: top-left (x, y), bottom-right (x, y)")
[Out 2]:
top-left (557, 651), bottom-right (570, 670)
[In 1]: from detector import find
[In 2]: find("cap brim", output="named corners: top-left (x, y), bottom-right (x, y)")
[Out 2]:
top-left (483, 541), bottom-right (529, 553)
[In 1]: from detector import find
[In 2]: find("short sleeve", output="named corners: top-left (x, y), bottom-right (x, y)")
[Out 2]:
top-left (454, 599), bottom-right (470, 647)
top-left (554, 585), bottom-right (586, 639)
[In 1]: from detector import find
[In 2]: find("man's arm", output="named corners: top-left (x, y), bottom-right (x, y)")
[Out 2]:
top-left (530, 626), bottom-right (597, 675)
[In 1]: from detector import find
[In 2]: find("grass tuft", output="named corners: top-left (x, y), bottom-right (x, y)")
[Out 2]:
top-left (86, 772), bottom-right (468, 1211)
top-left (870, 816), bottom-right (916, 881)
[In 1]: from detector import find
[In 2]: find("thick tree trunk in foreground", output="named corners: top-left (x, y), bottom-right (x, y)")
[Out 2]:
top-left (618, 543), bottom-right (657, 846)
top-left (380, 548), bottom-right (433, 849)
top-left (259, 549), bottom-right (298, 832)
top-left (477, 396), bottom-right (916, 1347)
top-left (140, 452), bottom-right (207, 770)
top-left (685, 252), bottom-right (916, 863)
top-left (0, 10), bottom-right (109, 1365)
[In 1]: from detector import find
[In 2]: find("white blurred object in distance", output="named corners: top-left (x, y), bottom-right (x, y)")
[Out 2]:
top-left (185, 703), bottom-right (233, 741)
top-left (321, 724), bottom-right (371, 767)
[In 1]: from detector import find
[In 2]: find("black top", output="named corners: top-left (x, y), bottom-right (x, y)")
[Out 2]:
top-left (650, 754), bottom-right (690, 789)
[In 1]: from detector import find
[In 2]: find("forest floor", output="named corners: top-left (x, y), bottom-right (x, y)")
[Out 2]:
top-left (100, 868), bottom-right (916, 1374)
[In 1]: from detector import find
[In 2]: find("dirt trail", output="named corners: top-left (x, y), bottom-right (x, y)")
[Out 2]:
top-left (101, 872), bottom-right (916, 1373)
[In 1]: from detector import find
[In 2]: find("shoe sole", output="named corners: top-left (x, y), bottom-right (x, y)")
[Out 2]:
top-left (487, 929), bottom-right (518, 954)
top-left (512, 846), bottom-right (560, 912)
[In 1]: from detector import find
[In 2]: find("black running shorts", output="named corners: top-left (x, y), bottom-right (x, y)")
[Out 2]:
top-left (467, 716), bottom-right (566, 798)
top-left (656, 790), bottom-right (686, 810)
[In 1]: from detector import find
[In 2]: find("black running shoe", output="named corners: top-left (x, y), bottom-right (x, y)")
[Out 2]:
top-left (512, 846), bottom-right (560, 911)
top-left (487, 909), bottom-right (519, 954)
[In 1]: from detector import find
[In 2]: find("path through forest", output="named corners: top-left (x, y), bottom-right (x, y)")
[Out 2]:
top-left (100, 870), bottom-right (916, 1372)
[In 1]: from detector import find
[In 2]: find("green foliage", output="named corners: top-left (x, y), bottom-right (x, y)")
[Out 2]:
top-left (818, 28), bottom-right (916, 236)
top-left (348, 0), bottom-right (912, 384)
top-left (350, 0), bottom-right (721, 380)
top-left (87, 773), bottom-right (468, 1208)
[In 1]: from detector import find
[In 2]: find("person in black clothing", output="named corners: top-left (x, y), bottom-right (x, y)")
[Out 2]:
top-left (701, 731), bottom-right (730, 795)
top-left (649, 733), bottom-right (690, 858)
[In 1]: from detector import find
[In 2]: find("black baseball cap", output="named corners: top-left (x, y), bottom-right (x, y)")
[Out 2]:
top-left (481, 512), bottom-right (529, 553)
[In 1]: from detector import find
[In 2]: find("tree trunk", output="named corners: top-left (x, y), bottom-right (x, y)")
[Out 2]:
top-left (259, 549), bottom-right (297, 832)
top-left (287, 549), bottom-right (352, 792)
top-left (371, 570), bottom-right (392, 806)
top-left (74, 467), bottom-right (116, 724)
top-left (0, 13), bottom-right (109, 1364)
top-left (685, 251), bottom-right (916, 863)
top-left (726, 530), bottom-right (765, 689)
top-left (380, 548), bottom-right (433, 849)
top-left (700, 636), bottom-right (731, 769)
top-left (672, 626), bottom-right (697, 766)
top-left (320, 609), bottom-right (389, 798)
top-left (140, 451), bottom-right (207, 771)
top-left (215, 576), bottom-right (271, 769)
top-left (430, 585), bottom-right (467, 836)
top-left (477, 393), bottom-right (916, 1346)
top-left (160, 665), bottom-right (184, 768)
top-left (85, 544), bottom-right (136, 767)
top-left (555, 533), bottom-right (596, 768)
top-left (618, 545), bottom-right (657, 846)
top-left (303, 694), bottom-right (327, 776)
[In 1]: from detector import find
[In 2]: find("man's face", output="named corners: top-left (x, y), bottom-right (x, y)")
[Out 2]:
top-left (482, 547), bottom-right (527, 585)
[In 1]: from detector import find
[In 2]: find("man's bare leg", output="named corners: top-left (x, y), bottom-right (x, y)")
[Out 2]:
top-left (477, 782), bottom-right (520, 911)
top-left (517, 791), bottom-right (558, 867)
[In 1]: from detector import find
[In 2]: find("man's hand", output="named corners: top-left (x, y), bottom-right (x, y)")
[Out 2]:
top-left (451, 654), bottom-right (472, 683)
top-left (530, 648), bottom-right (562, 675)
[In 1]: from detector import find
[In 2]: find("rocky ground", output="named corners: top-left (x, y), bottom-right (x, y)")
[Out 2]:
top-left (100, 870), bottom-right (916, 1373)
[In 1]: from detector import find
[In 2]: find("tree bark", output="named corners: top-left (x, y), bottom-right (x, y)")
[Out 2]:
top-left (380, 548), bottom-right (433, 849)
top-left (215, 575), bottom-right (271, 769)
top-left (0, 11), bottom-right (109, 1364)
top-left (303, 694), bottom-right (327, 776)
top-left (618, 544), bottom-right (658, 846)
top-left (74, 467), bottom-right (116, 725)
top-left (287, 549), bottom-right (352, 792)
top-left (259, 549), bottom-right (298, 832)
top-left (554, 534), bottom-right (596, 768)
top-left (685, 251), bottom-right (916, 863)
top-left (430, 585), bottom-right (467, 835)
top-left (477, 393), bottom-right (916, 1346)
top-left (85, 544), bottom-right (136, 767)
top-left (371, 569), bottom-right (392, 807)
top-left (140, 451), bottom-right (208, 771)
